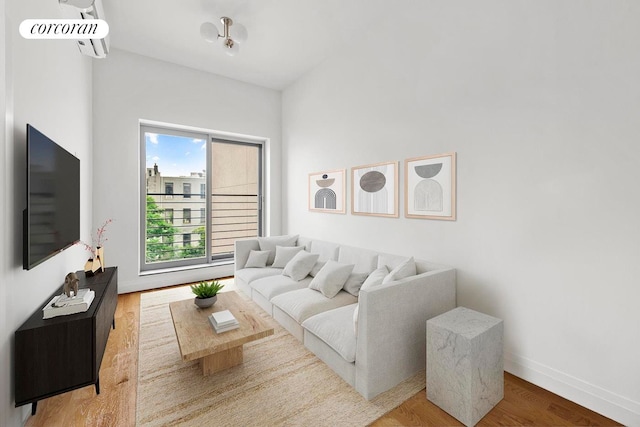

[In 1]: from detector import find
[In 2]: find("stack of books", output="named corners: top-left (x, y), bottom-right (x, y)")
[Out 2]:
top-left (43, 288), bottom-right (95, 319)
top-left (208, 310), bottom-right (239, 333)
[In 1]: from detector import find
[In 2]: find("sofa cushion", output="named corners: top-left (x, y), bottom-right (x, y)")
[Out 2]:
top-left (343, 272), bottom-right (369, 297)
top-left (310, 240), bottom-right (340, 262)
top-left (338, 245), bottom-right (379, 274)
top-left (244, 250), bottom-right (270, 268)
top-left (258, 235), bottom-right (299, 265)
top-left (378, 253), bottom-right (413, 271)
top-left (302, 304), bottom-right (358, 363)
top-left (297, 236), bottom-right (312, 251)
top-left (309, 260), bottom-right (354, 298)
top-left (360, 265), bottom-right (388, 292)
top-left (382, 257), bottom-right (416, 284)
top-left (271, 288), bottom-right (357, 324)
top-left (351, 264), bottom-right (393, 336)
top-left (352, 265), bottom-right (388, 336)
top-left (251, 274), bottom-right (312, 301)
top-left (235, 267), bottom-right (282, 286)
top-left (283, 251), bottom-right (319, 281)
top-left (309, 260), bottom-right (326, 277)
top-left (272, 246), bottom-right (304, 268)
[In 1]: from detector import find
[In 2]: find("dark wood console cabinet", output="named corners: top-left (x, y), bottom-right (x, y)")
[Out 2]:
top-left (14, 267), bottom-right (118, 414)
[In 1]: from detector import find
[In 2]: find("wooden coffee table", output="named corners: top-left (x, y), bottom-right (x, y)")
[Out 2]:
top-left (169, 291), bottom-right (274, 376)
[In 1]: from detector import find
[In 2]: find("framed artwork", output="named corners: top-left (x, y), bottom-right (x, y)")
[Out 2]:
top-left (308, 169), bottom-right (346, 214)
top-left (405, 152), bottom-right (456, 220)
top-left (351, 161), bottom-right (398, 217)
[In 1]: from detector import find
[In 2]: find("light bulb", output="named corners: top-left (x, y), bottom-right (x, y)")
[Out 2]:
top-left (200, 22), bottom-right (219, 43)
top-left (230, 23), bottom-right (247, 44)
top-left (222, 39), bottom-right (239, 56)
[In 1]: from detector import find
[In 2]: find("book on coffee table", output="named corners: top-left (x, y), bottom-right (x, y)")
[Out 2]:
top-left (211, 310), bottom-right (238, 326)
top-left (209, 310), bottom-right (239, 333)
top-left (209, 319), bottom-right (239, 333)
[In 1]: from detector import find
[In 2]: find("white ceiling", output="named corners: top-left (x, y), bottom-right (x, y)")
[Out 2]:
top-left (103, 0), bottom-right (387, 90)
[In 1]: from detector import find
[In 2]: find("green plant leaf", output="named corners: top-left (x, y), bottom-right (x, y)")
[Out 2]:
top-left (190, 280), bottom-right (225, 298)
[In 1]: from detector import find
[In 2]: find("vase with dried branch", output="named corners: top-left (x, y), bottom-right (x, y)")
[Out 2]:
top-left (80, 219), bottom-right (112, 276)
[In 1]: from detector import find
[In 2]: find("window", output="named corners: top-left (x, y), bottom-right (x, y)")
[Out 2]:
top-left (141, 124), bottom-right (263, 271)
top-left (210, 140), bottom-right (262, 257)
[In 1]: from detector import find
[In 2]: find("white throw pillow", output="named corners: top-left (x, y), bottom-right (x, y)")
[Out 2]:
top-left (309, 260), bottom-right (354, 298)
top-left (309, 260), bottom-right (326, 277)
top-left (359, 266), bottom-right (389, 293)
top-left (342, 272), bottom-right (369, 296)
top-left (282, 251), bottom-right (319, 281)
top-left (382, 257), bottom-right (416, 284)
top-left (257, 235), bottom-right (299, 265)
top-left (244, 250), bottom-right (270, 268)
top-left (272, 246), bottom-right (305, 268)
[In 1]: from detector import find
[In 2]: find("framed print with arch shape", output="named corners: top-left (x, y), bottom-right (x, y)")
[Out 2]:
top-left (308, 169), bottom-right (346, 214)
top-left (351, 161), bottom-right (398, 217)
top-left (405, 152), bottom-right (456, 220)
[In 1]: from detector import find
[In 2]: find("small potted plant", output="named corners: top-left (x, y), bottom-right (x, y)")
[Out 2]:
top-left (190, 280), bottom-right (225, 308)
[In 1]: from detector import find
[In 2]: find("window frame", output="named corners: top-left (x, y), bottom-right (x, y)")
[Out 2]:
top-left (140, 123), bottom-right (264, 273)
top-left (209, 137), bottom-right (263, 261)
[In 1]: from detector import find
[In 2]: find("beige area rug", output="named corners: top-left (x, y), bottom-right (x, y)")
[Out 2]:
top-left (136, 280), bottom-right (425, 426)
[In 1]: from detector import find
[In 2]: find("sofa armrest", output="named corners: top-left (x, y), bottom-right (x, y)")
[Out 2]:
top-left (355, 268), bottom-right (456, 399)
top-left (234, 238), bottom-right (260, 271)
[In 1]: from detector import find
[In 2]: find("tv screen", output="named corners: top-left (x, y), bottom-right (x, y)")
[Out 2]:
top-left (23, 124), bottom-right (80, 270)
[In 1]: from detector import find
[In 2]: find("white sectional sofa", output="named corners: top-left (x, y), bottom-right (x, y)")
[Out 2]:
top-left (234, 235), bottom-right (456, 400)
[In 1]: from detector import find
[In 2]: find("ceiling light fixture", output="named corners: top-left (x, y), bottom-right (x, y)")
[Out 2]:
top-left (200, 17), bottom-right (247, 56)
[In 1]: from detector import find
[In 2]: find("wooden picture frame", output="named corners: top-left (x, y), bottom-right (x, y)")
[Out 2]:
top-left (308, 169), bottom-right (346, 214)
top-left (405, 152), bottom-right (456, 220)
top-left (351, 161), bottom-right (398, 217)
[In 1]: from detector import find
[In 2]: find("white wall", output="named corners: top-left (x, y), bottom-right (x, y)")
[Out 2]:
top-left (92, 49), bottom-right (282, 293)
top-left (282, 1), bottom-right (640, 425)
top-left (2, 1), bottom-right (94, 425)
top-left (1, 2), bottom-right (9, 426)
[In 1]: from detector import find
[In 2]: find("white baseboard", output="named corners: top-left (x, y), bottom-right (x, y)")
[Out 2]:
top-left (119, 263), bottom-right (235, 294)
top-left (505, 351), bottom-right (640, 427)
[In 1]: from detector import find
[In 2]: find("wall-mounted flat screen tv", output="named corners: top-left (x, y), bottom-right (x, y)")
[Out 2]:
top-left (23, 124), bottom-right (80, 270)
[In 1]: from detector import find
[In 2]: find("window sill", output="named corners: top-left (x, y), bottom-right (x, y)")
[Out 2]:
top-left (139, 259), bottom-right (234, 277)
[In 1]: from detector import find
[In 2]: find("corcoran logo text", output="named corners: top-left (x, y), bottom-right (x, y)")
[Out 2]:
top-left (19, 19), bottom-right (109, 39)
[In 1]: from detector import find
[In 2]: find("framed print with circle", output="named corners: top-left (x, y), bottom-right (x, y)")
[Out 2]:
top-left (351, 161), bottom-right (398, 218)
top-left (308, 169), bottom-right (346, 213)
top-left (405, 152), bottom-right (456, 220)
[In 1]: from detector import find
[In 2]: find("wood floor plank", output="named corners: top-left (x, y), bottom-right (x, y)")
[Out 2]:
top-left (373, 372), bottom-right (622, 427)
top-left (24, 287), bottom-right (622, 427)
top-left (25, 291), bottom-right (139, 427)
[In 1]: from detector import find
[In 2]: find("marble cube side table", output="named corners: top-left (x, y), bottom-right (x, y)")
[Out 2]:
top-left (426, 307), bottom-right (503, 427)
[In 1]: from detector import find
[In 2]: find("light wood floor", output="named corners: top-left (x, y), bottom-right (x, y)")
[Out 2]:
top-left (25, 290), bottom-right (621, 427)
